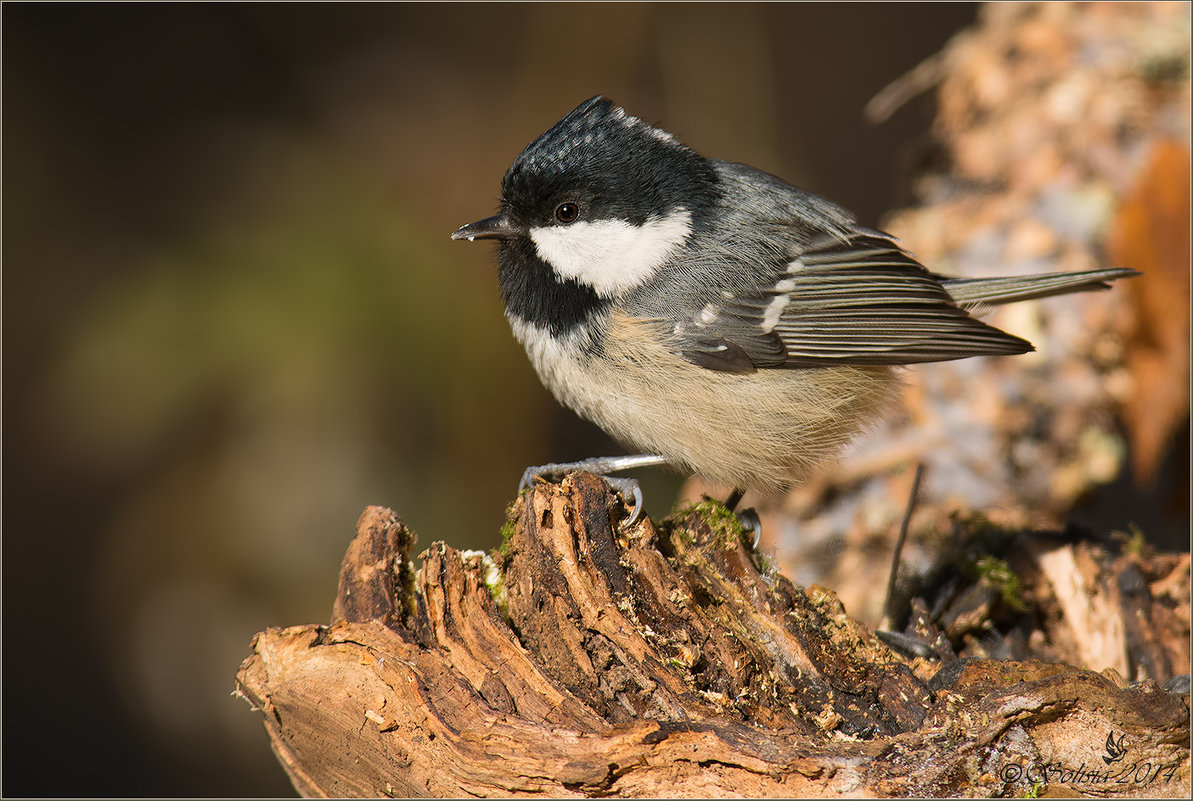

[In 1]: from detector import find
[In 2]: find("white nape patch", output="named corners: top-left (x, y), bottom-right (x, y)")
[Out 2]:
top-left (530, 209), bottom-right (692, 298)
top-left (611, 106), bottom-right (677, 144)
top-left (761, 278), bottom-right (797, 331)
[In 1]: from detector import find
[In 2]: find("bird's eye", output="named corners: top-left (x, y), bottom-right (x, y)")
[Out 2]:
top-left (554, 202), bottom-right (580, 224)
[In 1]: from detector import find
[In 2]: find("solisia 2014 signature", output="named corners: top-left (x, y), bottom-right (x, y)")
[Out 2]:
top-left (998, 757), bottom-right (1182, 787)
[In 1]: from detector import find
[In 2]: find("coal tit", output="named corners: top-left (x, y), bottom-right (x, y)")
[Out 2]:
top-left (453, 96), bottom-right (1136, 518)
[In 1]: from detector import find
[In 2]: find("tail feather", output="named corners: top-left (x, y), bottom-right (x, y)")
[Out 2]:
top-left (941, 268), bottom-right (1140, 306)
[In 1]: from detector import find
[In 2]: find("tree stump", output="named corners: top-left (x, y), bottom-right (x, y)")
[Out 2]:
top-left (235, 473), bottom-right (1190, 797)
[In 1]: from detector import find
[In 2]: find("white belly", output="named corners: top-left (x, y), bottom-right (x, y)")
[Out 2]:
top-left (511, 311), bottom-right (899, 491)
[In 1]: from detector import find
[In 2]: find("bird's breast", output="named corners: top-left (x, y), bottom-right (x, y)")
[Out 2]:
top-left (508, 309), bottom-right (900, 491)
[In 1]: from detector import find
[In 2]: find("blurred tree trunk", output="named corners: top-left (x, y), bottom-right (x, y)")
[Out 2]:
top-left (236, 477), bottom-right (1190, 797)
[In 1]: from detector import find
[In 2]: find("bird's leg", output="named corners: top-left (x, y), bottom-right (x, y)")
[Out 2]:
top-left (519, 454), bottom-right (670, 525)
top-left (723, 487), bottom-right (745, 512)
top-left (721, 487), bottom-right (761, 549)
top-left (877, 464), bottom-right (933, 658)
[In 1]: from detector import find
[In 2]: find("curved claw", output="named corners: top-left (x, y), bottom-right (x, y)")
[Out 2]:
top-left (604, 478), bottom-right (645, 526)
top-left (518, 466), bottom-right (540, 494)
top-left (519, 463), bottom-right (647, 526)
top-left (517, 455), bottom-right (665, 524)
top-left (628, 486), bottom-right (644, 525)
top-left (737, 507), bottom-right (762, 549)
top-left (518, 455), bottom-right (666, 494)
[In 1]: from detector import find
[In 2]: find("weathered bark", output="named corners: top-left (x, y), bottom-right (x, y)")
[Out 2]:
top-left (235, 474), bottom-right (1190, 797)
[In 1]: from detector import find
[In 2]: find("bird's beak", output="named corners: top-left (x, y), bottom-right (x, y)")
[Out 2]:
top-left (451, 214), bottom-right (518, 241)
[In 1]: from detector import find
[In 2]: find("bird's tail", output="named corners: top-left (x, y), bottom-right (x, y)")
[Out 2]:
top-left (941, 267), bottom-right (1139, 307)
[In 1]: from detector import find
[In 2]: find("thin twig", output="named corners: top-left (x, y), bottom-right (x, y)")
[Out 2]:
top-left (864, 48), bottom-right (950, 124)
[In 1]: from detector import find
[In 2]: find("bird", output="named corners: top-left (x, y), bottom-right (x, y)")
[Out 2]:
top-left (452, 96), bottom-right (1136, 522)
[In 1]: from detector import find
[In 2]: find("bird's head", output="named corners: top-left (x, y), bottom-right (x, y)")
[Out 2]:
top-left (453, 96), bottom-right (720, 302)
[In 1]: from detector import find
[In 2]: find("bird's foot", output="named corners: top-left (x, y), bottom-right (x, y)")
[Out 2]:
top-left (518, 454), bottom-right (669, 526)
top-left (721, 487), bottom-right (761, 549)
top-left (736, 506), bottom-right (762, 550)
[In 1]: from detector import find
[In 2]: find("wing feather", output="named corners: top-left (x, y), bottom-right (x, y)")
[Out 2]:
top-left (665, 167), bottom-right (1135, 372)
top-left (677, 232), bottom-right (1033, 370)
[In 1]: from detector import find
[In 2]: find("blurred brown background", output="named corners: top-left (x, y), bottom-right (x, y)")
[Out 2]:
top-left (8, 2), bottom-right (1182, 797)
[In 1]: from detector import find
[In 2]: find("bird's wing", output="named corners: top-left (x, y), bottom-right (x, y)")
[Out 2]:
top-left (941, 267), bottom-right (1140, 306)
top-left (675, 230), bottom-right (1032, 372)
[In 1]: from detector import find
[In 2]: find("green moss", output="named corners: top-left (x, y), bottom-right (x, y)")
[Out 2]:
top-left (495, 500), bottom-right (519, 559)
top-left (751, 548), bottom-right (778, 578)
top-left (486, 571), bottom-right (508, 616)
top-left (1019, 778), bottom-right (1046, 798)
top-left (1120, 523), bottom-right (1148, 557)
top-left (397, 555), bottom-right (419, 622)
top-left (669, 498), bottom-right (748, 549)
top-left (460, 548), bottom-right (509, 616)
top-left (970, 556), bottom-right (1027, 613)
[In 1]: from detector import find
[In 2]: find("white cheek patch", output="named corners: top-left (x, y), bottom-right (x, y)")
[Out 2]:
top-left (530, 209), bottom-right (692, 298)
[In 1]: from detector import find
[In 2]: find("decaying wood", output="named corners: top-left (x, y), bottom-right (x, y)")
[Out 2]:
top-left (236, 475), bottom-right (1190, 797)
